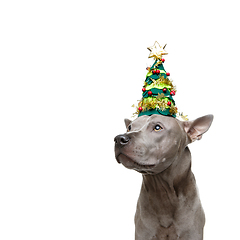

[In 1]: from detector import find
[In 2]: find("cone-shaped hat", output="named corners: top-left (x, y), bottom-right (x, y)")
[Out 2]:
top-left (134, 41), bottom-right (178, 118)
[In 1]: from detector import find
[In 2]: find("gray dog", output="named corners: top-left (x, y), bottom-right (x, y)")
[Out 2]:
top-left (114, 114), bottom-right (213, 240)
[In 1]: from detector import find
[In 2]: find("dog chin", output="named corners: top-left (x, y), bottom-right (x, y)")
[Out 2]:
top-left (117, 154), bottom-right (135, 169)
top-left (117, 153), bottom-right (156, 174)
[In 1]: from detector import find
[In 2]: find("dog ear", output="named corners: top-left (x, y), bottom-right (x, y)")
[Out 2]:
top-left (124, 118), bottom-right (132, 128)
top-left (183, 114), bottom-right (214, 143)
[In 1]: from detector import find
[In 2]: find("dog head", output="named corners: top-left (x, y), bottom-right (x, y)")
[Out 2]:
top-left (114, 114), bottom-right (213, 175)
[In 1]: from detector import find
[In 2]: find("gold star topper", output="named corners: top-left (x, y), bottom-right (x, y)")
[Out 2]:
top-left (147, 41), bottom-right (168, 60)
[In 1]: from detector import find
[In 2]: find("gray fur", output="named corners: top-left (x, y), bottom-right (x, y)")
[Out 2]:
top-left (114, 114), bottom-right (213, 240)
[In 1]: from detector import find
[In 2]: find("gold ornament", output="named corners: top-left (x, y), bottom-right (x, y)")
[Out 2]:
top-left (147, 41), bottom-right (168, 60)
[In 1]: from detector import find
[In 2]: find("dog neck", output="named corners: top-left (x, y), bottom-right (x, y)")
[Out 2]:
top-left (139, 147), bottom-right (193, 228)
top-left (142, 147), bottom-right (192, 190)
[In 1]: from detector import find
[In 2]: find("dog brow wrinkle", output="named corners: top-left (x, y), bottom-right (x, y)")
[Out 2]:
top-left (126, 122), bottom-right (149, 135)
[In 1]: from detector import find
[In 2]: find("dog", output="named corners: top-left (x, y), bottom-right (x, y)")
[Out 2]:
top-left (114, 114), bottom-right (213, 240)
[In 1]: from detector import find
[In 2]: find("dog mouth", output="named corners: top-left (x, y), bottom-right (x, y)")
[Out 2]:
top-left (116, 153), bottom-right (156, 173)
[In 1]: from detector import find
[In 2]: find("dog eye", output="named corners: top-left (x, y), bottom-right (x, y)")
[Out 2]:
top-left (127, 125), bottom-right (131, 132)
top-left (154, 124), bottom-right (162, 132)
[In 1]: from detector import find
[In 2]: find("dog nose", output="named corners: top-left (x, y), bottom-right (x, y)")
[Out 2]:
top-left (114, 134), bottom-right (130, 147)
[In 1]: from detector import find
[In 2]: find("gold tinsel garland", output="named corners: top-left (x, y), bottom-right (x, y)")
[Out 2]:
top-left (132, 101), bottom-right (188, 120)
top-left (132, 96), bottom-right (178, 117)
top-left (143, 76), bottom-right (177, 93)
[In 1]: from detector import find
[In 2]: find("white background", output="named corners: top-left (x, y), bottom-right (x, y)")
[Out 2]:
top-left (0, 0), bottom-right (239, 239)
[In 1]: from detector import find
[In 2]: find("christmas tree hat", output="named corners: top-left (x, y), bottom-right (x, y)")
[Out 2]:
top-left (133, 41), bottom-right (182, 118)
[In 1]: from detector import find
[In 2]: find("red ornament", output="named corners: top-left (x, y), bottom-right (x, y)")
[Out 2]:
top-left (148, 91), bottom-right (152, 96)
top-left (152, 70), bottom-right (156, 74)
top-left (167, 101), bottom-right (171, 106)
top-left (156, 69), bottom-right (160, 74)
top-left (138, 106), bottom-right (143, 111)
top-left (163, 88), bottom-right (167, 93)
top-left (142, 88), bottom-right (146, 92)
top-left (170, 90), bottom-right (175, 96)
top-left (166, 72), bottom-right (170, 76)
top-left (161, 58), bottom-right (165, 63)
